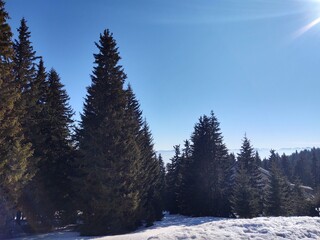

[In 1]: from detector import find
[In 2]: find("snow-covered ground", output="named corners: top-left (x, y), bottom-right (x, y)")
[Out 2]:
top-left (16, 214), bottom-right (320, 240)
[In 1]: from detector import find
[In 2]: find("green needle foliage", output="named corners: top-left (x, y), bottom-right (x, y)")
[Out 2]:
top-left (75, 29), bottom-right (164, 235)
top-left (0, 0), bottom-right (34, 228)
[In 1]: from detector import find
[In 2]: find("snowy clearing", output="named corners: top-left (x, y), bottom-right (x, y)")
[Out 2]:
top-left (16, 214), bottom-right (320, 240)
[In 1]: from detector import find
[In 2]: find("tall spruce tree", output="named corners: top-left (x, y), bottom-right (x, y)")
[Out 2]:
top-left (125, 85), bottom-right (164, 226)
top-left (13, 18), bottom-right (38, 128)
top-left (138, 122), bottom-right (165, 225)
top-left (76, 29), bottom-right (143, 235)
top-left (43, 69), bottom-right (74, 221)
top-left (188, 112), bottom-right (229, 216)
top-left (20, 68), bottom-right (75, 230)
top-left (0, 0), bottom-right (33, 228)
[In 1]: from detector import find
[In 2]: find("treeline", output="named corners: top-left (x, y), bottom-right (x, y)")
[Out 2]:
top-left (0, 1), bottom-right (164, 236)
top-left (166, 113), bottom-right (320, 219)
top-left (261, 148), bottom-right (320, 188)
top-left (1, 1), bottom-right (320, 238)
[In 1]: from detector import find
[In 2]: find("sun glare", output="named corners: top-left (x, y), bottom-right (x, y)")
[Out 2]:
top-left (293, 1), bottom-right (320, 38)
top-left (294, 16), bottom-right (320, 38)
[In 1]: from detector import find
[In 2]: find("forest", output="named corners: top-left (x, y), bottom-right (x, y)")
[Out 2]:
top-left (0, 0), bottom-right (320, 238)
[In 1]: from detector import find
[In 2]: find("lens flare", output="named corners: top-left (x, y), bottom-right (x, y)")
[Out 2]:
top-left (294, 16), bottom-right (320, 38)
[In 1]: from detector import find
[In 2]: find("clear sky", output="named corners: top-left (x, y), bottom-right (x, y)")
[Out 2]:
top-left (5, 0), bottom-right (320, 152)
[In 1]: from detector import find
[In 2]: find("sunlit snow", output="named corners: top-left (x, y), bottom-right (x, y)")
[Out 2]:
top-left (16, 214), bottom-right (320, 240)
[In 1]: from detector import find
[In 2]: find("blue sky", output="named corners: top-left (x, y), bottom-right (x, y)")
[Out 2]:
top-left (6, 0), bottom-right (320, 152)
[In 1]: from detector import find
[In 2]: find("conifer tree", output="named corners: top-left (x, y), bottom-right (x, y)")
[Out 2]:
top-left (124, 85), bottom-right (165, 226)
top-left (165, 145), bottom-right (181, 214)
top-left (188, 112), bottom-right (229, 216)
top-left (43, 69), bottom-right (75, 220)
top-left (290, 178), bottom-right (309, 216)
top-left (235, 136), bottom-right (262, 216)
top-left (280, 153), bottom-right (292, 181)
top-left (264, 151), bottom-right (289, 216)
top-left (255, 151), bottom-right (262, 166)
top-left (311, 149), bottom-right (319, 188)
top-left (20, 69), bottom-right (75, 229)
top-left (136, 120), bottom-right (165, 226)
top-left (231, 163), bottom-right (255, 218)
top-left (13, 18), bottom-right (38, 127)
top-left (0, 0), bottom-right (33, 227)
top-left (176, 140), bottom-right (194, 215)
top-left (76, 29), bottom-right (142, 235)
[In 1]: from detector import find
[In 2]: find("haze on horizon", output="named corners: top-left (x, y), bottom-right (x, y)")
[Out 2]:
top-left (6, 0), bottom-right (320, 152)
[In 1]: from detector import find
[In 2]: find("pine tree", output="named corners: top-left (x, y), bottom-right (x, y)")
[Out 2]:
top-left (0, 0), bottom-right (33, 228)
top-left (76, 29), bottom-right (141, 235)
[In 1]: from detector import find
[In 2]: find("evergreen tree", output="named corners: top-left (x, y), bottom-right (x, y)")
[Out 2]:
top-left (165, 145), bottom-right (181, 214)
top-left (44, 69), bottom-right (75, 220)
top-left (232, 136), bottom-right (261, 217)
top-left (0, 0), bottom-right (33, 228)
top-left (255, 151), bottom-right (262, 166)
top-left (264, 151), bottom-right (289, 216)
top-left (310, 149), bottom-right (319, 188)
top-left (280, 153), bottom-right (292, 181)
top-left (188, 112), bottom-right (229, 216)
top-left (13, 18), bottom-right (38, 127)
top-left (136, 121), bottom-right (165, 226)
top-left (290, 178), bottom-right (309, 216)
top-left (20, 69), bottom-right (75, 230)
top-left (294, 156), bottom-right (313, 186)
top-left (76, 29), bottom-right (142, 235)
top-left (231, 163), bottom-right (255, 218)
top-left (176, 140), bottom-right (194, 215)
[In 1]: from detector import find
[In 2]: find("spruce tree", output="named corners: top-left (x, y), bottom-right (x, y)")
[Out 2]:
top-left (264, 151), bottom-right (289, 216)
top-left (290, 178), bottom-right (309, 216)
top-left (231, 163), bottom-right (255, 218)
top-left (43, 69), bottom-right (75, 221)
top-left (0, 0), bottom-right (33, 228)
top-left (19, 68), bottom-right (75, 230)
top-left (13, 18), bottom-right (38, 127)
top-left (165, 145), bottom-right (181, 214)
top-left (188, 112), bottom-right (229, 216)
top-left (311, 149), bottom-right (319, 188)
top-left (176, 140), bottom-right (194, 215)
top-left (76, 29), bottom-right (141, 235)
top-left (235, 136), bottom-right (262, 217)
top-left (280, 153), bottom-right (292, 181)
top-left (134, 117), bottom-right (165, 226)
